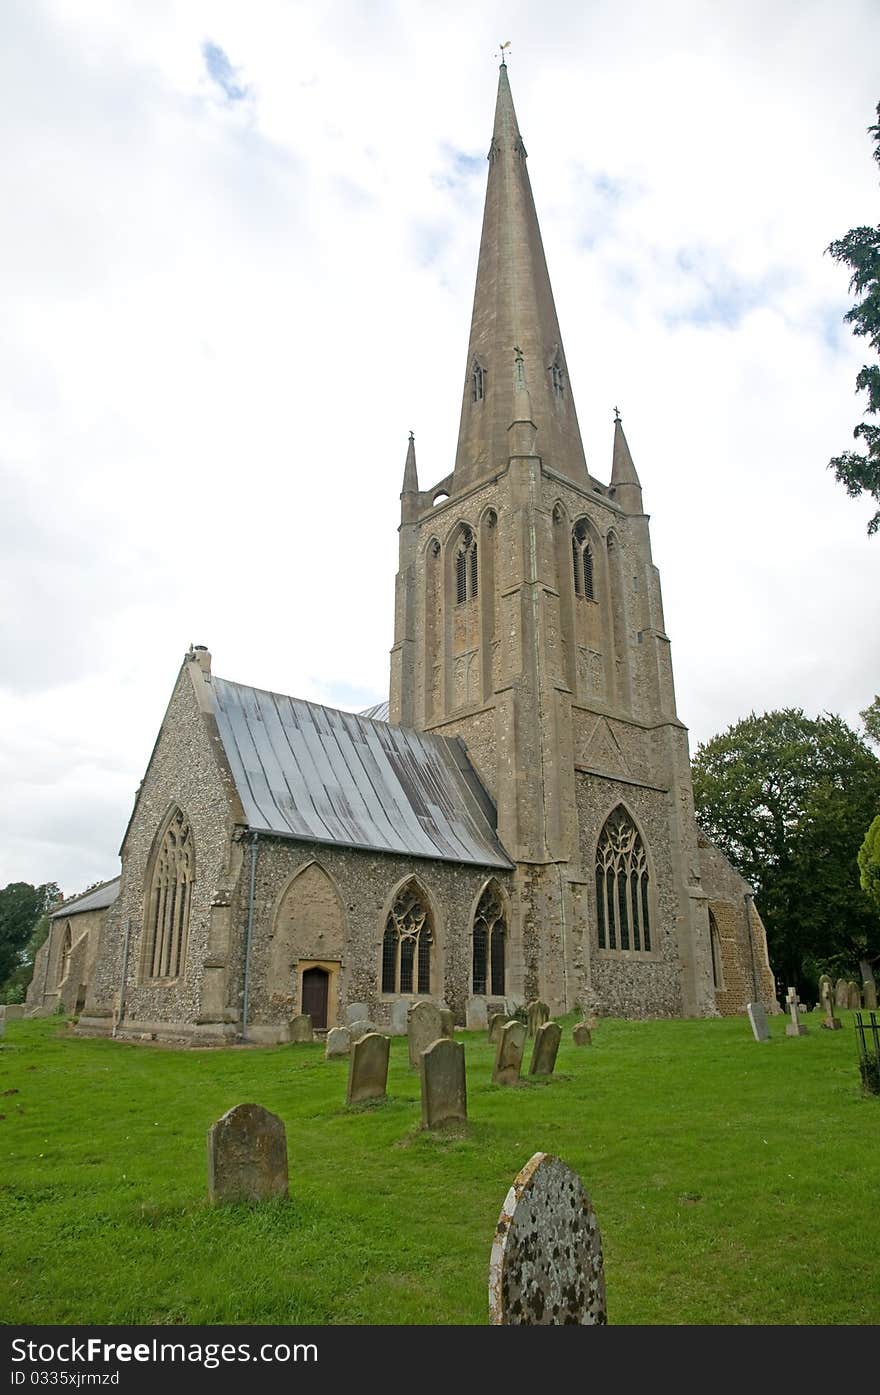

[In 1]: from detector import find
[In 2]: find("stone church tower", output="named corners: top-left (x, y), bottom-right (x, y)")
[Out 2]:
top-left (390, 61), bottom-right (717, 1017)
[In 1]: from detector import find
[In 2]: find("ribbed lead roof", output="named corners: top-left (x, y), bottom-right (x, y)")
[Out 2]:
top-left (211, 678), bottom-right (513, 870)
top-left (51, 876), bottom-right (120, 919)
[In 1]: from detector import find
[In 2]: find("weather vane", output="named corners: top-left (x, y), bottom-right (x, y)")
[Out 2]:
top-left (497, 40), bottom-right (511, 64)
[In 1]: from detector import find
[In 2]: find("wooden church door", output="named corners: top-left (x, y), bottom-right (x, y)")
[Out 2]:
top-left (301, 967), bottom-right (329, 1030)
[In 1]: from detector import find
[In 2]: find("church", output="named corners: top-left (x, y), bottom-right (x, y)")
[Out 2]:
top-left (29, 62), bottom-right (776, 1041)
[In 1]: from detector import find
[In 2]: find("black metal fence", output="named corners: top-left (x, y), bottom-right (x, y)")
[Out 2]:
top-left (854, 1011), bottom-right (880, 1095)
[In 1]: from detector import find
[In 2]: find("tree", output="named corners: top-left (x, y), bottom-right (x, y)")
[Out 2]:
top-left (859, 814), bottom-right (880, 918)
top-left (862, 694), bottom-right (880, 746)
top-left (692, 710), bottom-right (880, 992)
top-left (826, 103), bottom-right (880, 535)
top-left (0, 882), bottom-right (59, 996)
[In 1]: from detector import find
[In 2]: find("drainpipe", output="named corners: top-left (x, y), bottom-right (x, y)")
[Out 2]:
top-left (114, 917), bottom-right (132, 1037)
top-left (241, 834), bottom-right (260, 1042)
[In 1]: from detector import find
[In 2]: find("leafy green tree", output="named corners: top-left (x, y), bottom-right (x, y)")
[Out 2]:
top-left (862, 694), bottom-right (880, 746)
top-left (859, 814), bottom-right (880, 917)
top-left (826, 103), bottom-right (880, 535)
top-left (0, 882), bottom-right (59, 996)
top-left (692, 710), bottom-right (880, 992)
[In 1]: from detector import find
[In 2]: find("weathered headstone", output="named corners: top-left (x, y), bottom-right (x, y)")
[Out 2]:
top-left (487, 999), bottom-right (507, 1021)
top-left (325, 1025), bottom-right (351, 1057)
top-left (529, 1021), bottom-right (562, 1076)
top-left (821, 1007), bottom-right (842, 1031)
top-left (288, 1013), bottom-right (313, 1043)
top-left (347, 1018), bottom-right (375, 1044)
top-left (493, 1019), bottom-right (527, 1085)
top-left (488, 1152), bottom-right (606, 1325)
top-left (488, 1012), bottom-right (507, 1045)
top-left (747, 1002), bottom-right (770, 1042)
top-left (466, 998), bottom-right (488, 1031)
top-left (785, 987), bottom-right (808, 1037)
top-left (572, 1022), bottom-right (592, 1047)
top-left (407, 1000), bottom-right (443, 1068)
top-left (818, 974), bottom-right (833, 1011)
top-left (848, 981), bottom-right (862, 1010)
top-left (420, 1037), bottom-right (467, 1129)
top-left (344, 1002), bottom-right (369, 1026)
top-left (439, 1007), bottom-right (454, 1038)
top-left (207, 1103), bottom-right (288, 1204)
top-left (863, 980), bottom-right (878, 1011)
top-left (389, 1000), bottom-right (410, 1036)
top-left (526, 1000), bottom-right (550, 1037)
top-left (346, 1032), bottom-right (390, 1106)
top-left (834, 978), bottom-right (849, 1009)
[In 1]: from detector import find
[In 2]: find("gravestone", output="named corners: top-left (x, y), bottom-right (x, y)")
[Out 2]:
top-left (325, 1026), bottom-right (351, 1057)
top-left (785, 987), bottom-right (808, 1037)
top-left (821, 1007), bottom-right (842, 1031)
top-left (530, 1021), bottom-right (562, 1076)
top-left (487, 999), bottom-right (507, 1021)
top-left (344, 1003), bottom-right (369, 1026)
top-left (348, 1018), bottom-right (375, 1044)
top-left (439, 1007), bottom-right (454, 1039)
top-left (289, 1014), bottom-right (313, 1043)
top-left (863, 981), bottom-right (878, 1011)
top-left (848, 981), bottom-right (862, 1010)
top-left (493, 1019), bottom-right (527, 1085)
top-left (466, 999), bottom-right (488, 1031)
top-left (747, 1002), bottom-right (770, 1042)
top-left (526, 1000), bottom-right (550, 1038)
top-left (420, 1037), bottom-right (467, 1129)
top-left (407, 1000), bottom-right (443, 1069)
top-left (488, 1152), bottom-right (606, 1325)
top-left (207, 1103), bottom-right (288, 1204)
top-left (834, 978), bottom-right (849, 1009)
top-left (389, 1000), bottom-right (410, 1036)
top-left (572, 1022), bottom-right (592, 1046)
top-left (818, 974), bottom-right (833, 1011)
top-left (346, 1032), bottom-right (390, 1106)
top-left (488, 1012), bottom-right (507, 1045)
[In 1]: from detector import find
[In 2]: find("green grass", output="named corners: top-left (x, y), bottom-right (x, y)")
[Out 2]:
top-left (0, 1011), bottom-right (876, 1325)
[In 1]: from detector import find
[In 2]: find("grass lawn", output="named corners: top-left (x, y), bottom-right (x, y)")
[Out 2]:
top-left (0, 1011), bottom-right (876, 1325)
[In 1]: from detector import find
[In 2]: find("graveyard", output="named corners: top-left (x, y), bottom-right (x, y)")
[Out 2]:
top-left (0, 1010), bottom-right (877, 1326)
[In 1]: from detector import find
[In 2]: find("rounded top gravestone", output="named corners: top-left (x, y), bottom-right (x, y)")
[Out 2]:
top-left (489, 1152), bottom-right (606, 1325)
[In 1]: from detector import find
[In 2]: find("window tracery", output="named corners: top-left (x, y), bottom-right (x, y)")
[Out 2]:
top-left (145, 807), bottom-right (194, 980)
top-left (381, 882), bottom-right (433, 995)
top-left (595, 806), bottom-right (651, 952)
top-left (472, 883), bottom-right (507, 996)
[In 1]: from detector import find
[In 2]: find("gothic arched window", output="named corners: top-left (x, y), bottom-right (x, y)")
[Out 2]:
top-left (572, 519), bottom-right (595, 600)
top-left (472, 883), bottom-right (507, 996)
top-left (381, 881), bottom-right (433, 995)
top-left (455, 526), bottom-right (478, 605)
top-left (595, 806), bottom-right (651, 952)
top-left (144, 807), bottom-right (194, 980)
top-left (471, 359), bottom-right (486, 403)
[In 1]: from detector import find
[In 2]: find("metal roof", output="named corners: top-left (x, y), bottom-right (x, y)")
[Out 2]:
top-left (358, 699), bottom-right (389, 722)
top-left (211, 678), bottom-right (513, 870)
top-left (51, 876), bottom-right (120, 919)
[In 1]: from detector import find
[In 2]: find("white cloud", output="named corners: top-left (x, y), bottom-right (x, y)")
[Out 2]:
top-left (2, 0), bottom-right (879, 892)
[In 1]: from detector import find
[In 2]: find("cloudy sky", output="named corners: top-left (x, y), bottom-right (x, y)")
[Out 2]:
top-left (2, 0), bottom-right (879, 896)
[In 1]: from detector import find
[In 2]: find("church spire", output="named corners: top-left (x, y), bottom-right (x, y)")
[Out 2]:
top-left (452, 63), bottom-right (589, 492)
top-left (610, 409), bottom-right (643, 513)
top-left (401, 430), bottom-right (419, 494)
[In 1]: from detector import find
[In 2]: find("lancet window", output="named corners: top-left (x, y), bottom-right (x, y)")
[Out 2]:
top-left (471, 359), bottom-right (486, 403)
top-left (381, 882), bottom-right (433, 995)
top-left (595, 806), bottom-right (651, 952)
top-left (572, 519), bottom-right (595, 600)
top-left (472, 883), bottom-right (507, 996)
top-left (455, 526), bottom-right (478, 604)
top-left (145, 807), bottom-right (194, 980)
top-left (550, 356), bottom-right (565, 397)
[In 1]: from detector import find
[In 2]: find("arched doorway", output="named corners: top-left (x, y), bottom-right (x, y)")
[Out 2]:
top-left (301, 966), bottom-right (330, 1030)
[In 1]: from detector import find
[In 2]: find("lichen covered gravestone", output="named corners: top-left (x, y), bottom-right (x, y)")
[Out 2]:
top-left (389, 1000), bottom-right (410, 1036)
top-left (345, 1003), bottom-right (369, 1026)
top-left (439, 1007), bottom-right (454, 1039)
top-left (488, 1012), bottom-right (507, 1045)
top-left (207, 1103), bottom-right (288, 1204)
top-left (325, 1025), bottom-right (351, 1057)
top-left (346, 1032), bottom-right (390, 1106)
top-left (420, 1037), bottom-right (467, 1129)
top-left (489, 1152), bottom-right (606, 1325)
top-left (493, 1019), bottom-right (527, 1085)
top-left (747, 1002), bottom-right (770, 1042)
top-left (864, 980), bottom-right (878, 1011)
top-left (848, 981), bottom-right (862, 1010)
top-left (572, 1022), bottom-right (592, 1046)
top-left (529, 1021), bottom-right (561, 1076)
top-left (407, 1000), bottom-right (442, 1068)
top-left (466, 999), bottom-right (488, 1030)
top-left (526, 1000), bottom-right (550, 1037)
top-left (289, 1014), bottom-right (313, 1043)
top-left (347, 1019), bottom-right (375, 1044)
top-left (834, 979), bottom-right (849, 1009)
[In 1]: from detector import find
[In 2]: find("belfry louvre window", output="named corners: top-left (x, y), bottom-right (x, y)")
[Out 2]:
top-left (472, 883), bottom-right (507, 996)
top-left (595, 806), bottom-right (651, 952)
top-left (471, 359), bottom-right (485, 402)
top-left (572, 519), bottom-right (595, 600)
top-left (550, 357), bottom-right (565, 397)
top-left (145, 807), bottom-right (194, 980)
top-left (381, 882), bottom-right (433, 995)
top-left (455, 527), bottom-right (478, 604)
